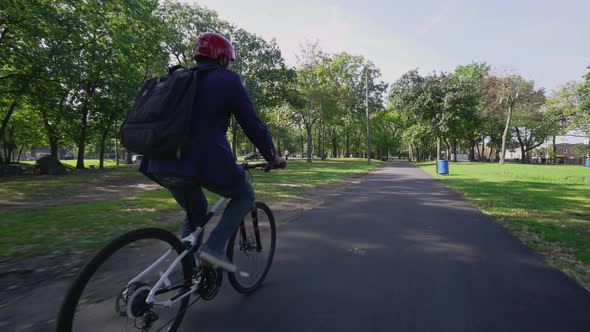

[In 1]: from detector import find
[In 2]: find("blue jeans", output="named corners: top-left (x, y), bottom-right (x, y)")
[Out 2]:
top-left (154, 174), bottom-right (255, 254)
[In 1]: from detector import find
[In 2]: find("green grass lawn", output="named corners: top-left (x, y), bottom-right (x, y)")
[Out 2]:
top-left (0, 165), bottom-right (143, 202)
top-left (0, 158), bottom-right (381, 256)
top-left (20, 158), bottom-right (120, 168)
top-left (418, 162), bottom-right (590, 287)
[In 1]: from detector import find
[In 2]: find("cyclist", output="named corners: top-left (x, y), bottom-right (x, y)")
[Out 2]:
top-left (139, 32), bottom-right (285, 272)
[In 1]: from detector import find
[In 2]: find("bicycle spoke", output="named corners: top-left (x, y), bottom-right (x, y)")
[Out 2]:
top-left (227, 202), bottom-right (276, 293)
top-left (58, 228), bottom-right (192, 332)
top-left (154, 296), bottom-right (201, 332)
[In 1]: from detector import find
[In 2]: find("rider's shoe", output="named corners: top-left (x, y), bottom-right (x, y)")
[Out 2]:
top-left (197, 246), bottom-right (237, 273)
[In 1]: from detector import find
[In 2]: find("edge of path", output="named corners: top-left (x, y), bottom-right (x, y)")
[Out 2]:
top-left (0, 162), bottom-right (389, 302)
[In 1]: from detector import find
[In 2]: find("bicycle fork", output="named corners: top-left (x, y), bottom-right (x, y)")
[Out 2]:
top-left (239, 208), bottom-right (263, 252)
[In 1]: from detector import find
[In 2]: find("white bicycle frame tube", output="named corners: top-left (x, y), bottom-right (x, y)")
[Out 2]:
top-left (210, 197), bottom-right (228, 214)
top-left (129, 196), bottom-right (230, 307)
top-left (145, 247), bottom-right (192, 306)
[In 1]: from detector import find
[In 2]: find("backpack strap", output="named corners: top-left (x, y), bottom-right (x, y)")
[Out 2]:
top-left (168, 64), bottom-right (185, 75)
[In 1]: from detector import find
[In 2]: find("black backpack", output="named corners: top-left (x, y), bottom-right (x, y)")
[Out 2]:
top-left (119, 65), bottom-right (212, 160)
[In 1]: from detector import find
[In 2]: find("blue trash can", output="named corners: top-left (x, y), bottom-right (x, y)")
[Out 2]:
top-left (586, 157), bottom-right (590, 167)
top-left (437, 160), bottom-right (449, 175)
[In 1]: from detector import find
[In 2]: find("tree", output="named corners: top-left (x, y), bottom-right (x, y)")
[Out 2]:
top-left (511, 89), bottom-right (547, 163)
top-left (293, 40), bottom-right (325, 163)
top-left (388, 69), bottom-right (448, 160)
top-left (268, 103), bottom-right (294, 156)
top-left (544, 81), bottom-right (582, 160)
top-left (157, 1), bottom-right (228, 68)
top-left (575, 68), bottom-right (590, 145)
top-left (372, 109), bottom-right (402, 160)
top-left (1, 103), bottom-right (45, 162)
top-left (388, 70), bottom-right (433, 161)
top-left (0, 0), bottom-right (63, 162)
top-left (232, 33), bottom-right (293, 158)
top-left (484, 74), bottom-right (540, 164)
top-left (572, 143), bottom-right (590, 158)
top-left (2, 1), bottom-right (403, 168)
top-left (327, 53), bottom-right (359, 157)
top-left (65, 1), bottom-right (163, 168)
top-left (438, 74), bottom-right (482, 161)
top-left (324, 53), bottom-right (386, 159)
top-left (451, 63), bottom-right (490, 161)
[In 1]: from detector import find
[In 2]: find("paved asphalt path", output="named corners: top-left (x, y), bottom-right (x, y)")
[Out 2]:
top-left (181, 161), bottom-right (590, 332)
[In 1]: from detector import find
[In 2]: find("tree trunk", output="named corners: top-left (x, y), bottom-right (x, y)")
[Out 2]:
top-left (17, 146), bottom-right (24, 162)
top-left (345, 132), bottom-right (350, 157)
top-left (300, 132), bottom-right (304, 158)
top-left (99, 139), bottom-right (106, 169)
top-left (469, 139), bottom-right (475, 161)
top-left (451, 139), bottom-right (458, 162)
top-left (436, 137), bottom-right (441, 161)
top-left (514, 127), bottom-right (526, 164)
top-left (126, 150), bottom-right (133, 164)
top-left (99, 115), bottom-right (115, 170)
top-left (39, 95), bottom-right (66, 158)
top-left (357, 132), bottom-right (362, 157)
top-left (5, 126), bottom-right (15, 162)
top-left (552, 136), bottom-right (557, 164)
top-left (115, 137), bottom-right (120, 166)
top-left (50, 143), bottom-right (58, 159)
top-left (481, 135), bottom-right (486, 160)
top-left (331, 131), bottom-right (338, 159)
top-left (306, 124), bottom-right (313, 163)
top-left (321, 122), bottom-right (325, 158)
top-left (99, 131), bottom-right (107, 170)
top-left (500, 104), bottom-right (513, 164)
top-left (0, 97), bottom-right (19, 163)
top-left (2, 142), bottom-right (8, 163)
top-left (316, 124), bottom-right (320, 158)
top-left (76, 108), bottom-right (89, 169)
top-left (276, 127), bottom-right (282, 157)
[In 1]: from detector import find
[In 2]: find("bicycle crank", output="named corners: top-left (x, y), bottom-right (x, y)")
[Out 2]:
top-left (197, 267), bottom-right (222, 301)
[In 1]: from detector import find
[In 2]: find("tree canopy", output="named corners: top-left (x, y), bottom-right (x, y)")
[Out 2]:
top-left (1, 1), bottom-right (588, 167)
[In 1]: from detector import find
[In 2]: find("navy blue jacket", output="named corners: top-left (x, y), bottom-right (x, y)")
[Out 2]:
top-left (140, 61), bottom-right (277, 192)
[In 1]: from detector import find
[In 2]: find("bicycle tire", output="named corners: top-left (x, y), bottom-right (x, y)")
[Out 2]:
top-left (56, 228), bottom-right (192, 332)
top-left (226, 201), bottom-right (276, 294)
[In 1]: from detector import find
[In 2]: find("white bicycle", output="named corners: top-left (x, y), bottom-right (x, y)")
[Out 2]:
top-left (56, 162), bottom-right (282, 332)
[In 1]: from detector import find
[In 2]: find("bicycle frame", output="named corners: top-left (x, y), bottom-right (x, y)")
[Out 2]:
top-left (127, 196), bottom-right (229, 308)
top-left (126, 162), bottom-right (270, 309)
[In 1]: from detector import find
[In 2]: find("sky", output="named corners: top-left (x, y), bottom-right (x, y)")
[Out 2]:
top-left (191, 0), bottom-right (589, 92)
top-left (190, 0), bottom-right (589, 143)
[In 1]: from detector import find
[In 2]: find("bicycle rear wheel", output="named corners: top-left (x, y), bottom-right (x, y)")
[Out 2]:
top-left (226, 202), bottom-right (276, 294)
top-left (57, 228), bottom-right (193, 332)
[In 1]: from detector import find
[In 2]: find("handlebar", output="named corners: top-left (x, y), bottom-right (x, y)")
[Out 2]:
top-left (243, 161), bottom-right (287, 171)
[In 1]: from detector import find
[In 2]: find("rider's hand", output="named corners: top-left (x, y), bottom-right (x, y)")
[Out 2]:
top-left (264, 156), bottom-right (286, 172)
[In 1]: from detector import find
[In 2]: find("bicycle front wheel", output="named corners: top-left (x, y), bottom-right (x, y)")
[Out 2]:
top-left (57, 228), bottom-right (193, 332)
top-left (226, 201), bottom-right (276, 294)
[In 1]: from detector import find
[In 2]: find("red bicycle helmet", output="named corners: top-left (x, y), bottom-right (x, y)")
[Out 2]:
top-left (193, 32), bottom-right (236, 61)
